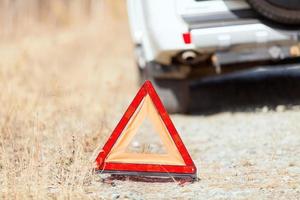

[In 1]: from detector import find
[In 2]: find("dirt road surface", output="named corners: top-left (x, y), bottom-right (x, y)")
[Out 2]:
top-left (99, 110), bottom-right (300, 199)
top-left (0, 2), bottom-right (299, 199)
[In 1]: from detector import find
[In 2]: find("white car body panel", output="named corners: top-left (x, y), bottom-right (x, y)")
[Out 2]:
top-left (192, 23), bottom-right (290, 48)
top-left (177, 0), bottom-right (249, 17)
top-left (127, 0), bottom-right (298, 65)
top-left (128, 0), bottom-right (191, 63)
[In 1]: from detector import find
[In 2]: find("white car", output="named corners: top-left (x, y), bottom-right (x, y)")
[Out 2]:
top-left (127, 0), bottom-right (300, 113)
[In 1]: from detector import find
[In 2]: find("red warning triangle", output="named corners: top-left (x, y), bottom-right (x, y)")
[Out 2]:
top-left (95, 80), bottom-right (196, 179)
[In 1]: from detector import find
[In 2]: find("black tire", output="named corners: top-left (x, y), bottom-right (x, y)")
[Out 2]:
top-left (247, 0), bottom-right (300, 25)
top-left (138, 62), bottom-right (190, 114)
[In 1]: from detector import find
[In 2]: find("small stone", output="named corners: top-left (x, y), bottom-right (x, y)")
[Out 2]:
top-left (241, 160), bottom-right (253, 167)
top-left (132, 141), bottom-right (140, 148)
top-left (289, 162), bottom-right (296, 167)
top-left (111, 194), bottom-right (120, 200)
top-left (262, 106), bottom-right (269, 113)
top-left (276, 105), bottom-right (286, 112)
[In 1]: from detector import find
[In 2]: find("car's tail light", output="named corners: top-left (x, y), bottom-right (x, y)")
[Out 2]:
top-left (182, 32), bottom-right (191, 44)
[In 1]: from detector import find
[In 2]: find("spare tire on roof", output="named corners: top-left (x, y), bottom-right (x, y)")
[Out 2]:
top-left (247, 0), bottom-right (300, 25)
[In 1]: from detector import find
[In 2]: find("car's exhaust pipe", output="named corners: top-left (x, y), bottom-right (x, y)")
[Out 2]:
top-left (181, 51), bottom-right (197, 64)
top-left (176, 50), bottom-right (208, 65)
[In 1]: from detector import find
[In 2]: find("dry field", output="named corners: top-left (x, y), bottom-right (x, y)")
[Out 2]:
top-left (0, 1), bottom-right (300, 199)
top-left (0, 1), bottom-right (137, 198)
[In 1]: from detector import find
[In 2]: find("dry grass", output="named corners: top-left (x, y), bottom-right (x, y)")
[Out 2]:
top-left (0, 1), bottom-right (137, 198)
top-left (1, 1), bottom-right (300, 199)
top-left (0, 0), bottom-right (102, 37)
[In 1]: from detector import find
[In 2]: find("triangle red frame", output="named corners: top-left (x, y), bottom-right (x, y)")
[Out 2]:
top-left (95, 80), bottom-right (196, 178)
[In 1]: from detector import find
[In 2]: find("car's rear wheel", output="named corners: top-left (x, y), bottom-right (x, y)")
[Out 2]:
top-left (138, 62), bottom-right (190, 114)
top-left (247, 0), bottom-right (300, 25)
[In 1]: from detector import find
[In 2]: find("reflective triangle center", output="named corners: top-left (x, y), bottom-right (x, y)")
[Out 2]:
top-left (105, 95), bottom-right (185, 165)
top-left (126, 117), bottom-right (167, 154)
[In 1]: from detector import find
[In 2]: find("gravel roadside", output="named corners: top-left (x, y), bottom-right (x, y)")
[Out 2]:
top-left (98, 109), bottom-right (300, 200)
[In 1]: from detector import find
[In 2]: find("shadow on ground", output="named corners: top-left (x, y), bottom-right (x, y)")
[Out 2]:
top-left (188, 64), bottom-right (300, 115)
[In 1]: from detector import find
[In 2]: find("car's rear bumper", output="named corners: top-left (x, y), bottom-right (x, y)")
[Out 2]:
top-left (191, 23), bottom-right (296, 49)
top-left (155, 22), bottom-right (299, 65)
